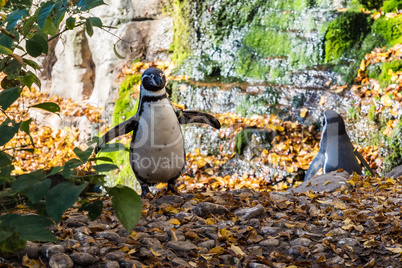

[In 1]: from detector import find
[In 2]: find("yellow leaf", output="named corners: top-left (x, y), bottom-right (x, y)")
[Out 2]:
top-left (300, 108), bottom-right (308, 118)
top-left (168, 219), bottom-right (181, 225)
top-left (205, 218), bottom-right (216, 225)
top-left (385, 178), bottom-right (396, 184)
top-left (22, 254), bottom-right (40, 268)
top-left (381, 95), bottom-right (393, 107)
top-left (285, 223), bottom-right (295, 228)
top-left (230, 244), bottom-right (245, 256)
top-left (201, 254), bottom-right (213, 260)
top-left (323, 180), bottom-right (330, 185)
top-left (128, 248), bottom-right (137, 254)
top-left (386, 247), bottom-right (402, 254)
top-left (360, 59), bottom-right (366, 71)
top-left (316, 254), bottom-right (326, 263)
top-left (150, 247), bottom-right (162, 257)
top-left (119, 246), bottom-right (130, 252)
top-left (209, 246), bottom-right (225, 255)
top-left (347, 180), bottom-right (355, 187)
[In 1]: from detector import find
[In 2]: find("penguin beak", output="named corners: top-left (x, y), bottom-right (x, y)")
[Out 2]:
top-left (152, 75), bottom-right (163, 87)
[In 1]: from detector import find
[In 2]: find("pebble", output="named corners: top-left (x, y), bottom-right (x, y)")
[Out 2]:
top-left (155, 195), bottom-right (184, 205)
top-left (105, 260), bottom-right (120, 268)
top-left (70, 252), bottom-right (99, 265)
top-left (49, 253), bottom-right (74, 268)
top-left (76, 246), bottom-right (99, 255)
top-left (197, 239), bottom-right (216, 249)
top-left (259, 238), bottom-right (280, 247)
top-left (24, 241), bottom-right (40, 259)
top-left (105, 250), bottom-right (125, 261)
top-left (40, 244), bottom-right (65, 259)
top-left (142, 237), bottom-right (162, 247)
top-left (261, 226), bottom-right (281, 235)
top-left (337, 238), bottom-right (359, 247)
top-left (249, 263), bottom-right (270, 268)
top-left (290, 237), bottom-right (312, 247)
top-left (65, 215), bottom-right (89, 227)
top-left (147, 221), bottom-right (174, 231)
top-left (94, 231), bottom-right (120, 241)
top-left (166, 241), bottom-right (197, 252)
top-left (193, 202), bottom-right (229, 217)
top-left (234, 204), bottom-right (266, 219)
top-left (171, 257), bottom-right (190, 267)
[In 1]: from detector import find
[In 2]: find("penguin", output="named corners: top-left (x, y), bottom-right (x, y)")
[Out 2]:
top-left (304, 110), bottom-right (374, 181)
top-left (94, 67), bottom-right (221, 196)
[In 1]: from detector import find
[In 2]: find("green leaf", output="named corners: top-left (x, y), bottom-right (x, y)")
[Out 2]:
top-left (0, 230), bottom-right (13, 244)
top-left (30, 102), bottom-right (60, 113)
top-left (22, 15), bottom-right (36, 36)
top-left (99, 142), bottom-right (129, 152)
top-left (0, 231), bottom-right (26, 253)
top-left (0, 177), bottom-right (11, 186)
top-left (0, 152), bottom-right (14, 177)
top-left (46, 182), bottom-right (88, 222)
top-left (20, 119), bottom-right (31, 134)
top-left (78, 200), bottom-right (103, 220)
top-left (11, 169), bottom-right (45, 194)
top-left (93, 164), bottom-right (119, 173)
top-left (49, 166), bottom-right (63, 176)
top-left (21, 71), bottom-right (41, 88)
top-left (43, 17), bottom-right (57, 36)
top-left (108, 185), bottom-right (142, 232)
top-left (54, 6), bottom-right (67, 28)
top-left (0, 214), bottom-right (56, 242)
top-left (61, 158), bottom-right (83, 178)
top-left (73, 147), bottom-right (93, 162)
top-left (5, 9), bottom-right (29, 30)
top-left (0, 45), bottom-right (13, 55)
top-left (77, 0), bottom-right (105, 11)
top-left (88, 156), bottom-right (114, 162)
top-left (85, 18), bottom-right (93, 37)
top-left (0, 87), bottom-right (21, 110)
top-left (23, 59), bottom-right (40, 70)
top-left (66, 17), bottom-right (75, 30)
top-left (0, 119), bottom-right (21, 147)
top-left (113, 42), bottom-right (125, 59)
top-left (26, 34), bottom-right (48, 57)
top-left (89, 17), bottom-right (102, 28)
top-left (3, 60), bottom-right (22, 78)
top-left (0, 33), bottom-right (13, 49)
top-left (37, 1), bottom-right (55, 29)
top-left (26, 179), bottom-right (51, 204)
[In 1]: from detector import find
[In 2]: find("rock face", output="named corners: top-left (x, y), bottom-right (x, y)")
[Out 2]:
top-left (42, 0), bottom-right (172, 108)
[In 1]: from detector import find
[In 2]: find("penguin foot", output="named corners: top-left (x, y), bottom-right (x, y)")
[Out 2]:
top-left (167, 182), bottom-right (177, 195)
top-left (140, 184), bottom-right (151, 198)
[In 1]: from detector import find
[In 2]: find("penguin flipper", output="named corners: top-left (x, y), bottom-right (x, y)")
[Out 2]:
top-left (176, 110), bottom-right (221, 129)
top-left (353, 149), bottom-right (376, 176)
top-left (94, 116), bottom-right (139, 154)
top-left (304, 152), bottom-right (325, 181)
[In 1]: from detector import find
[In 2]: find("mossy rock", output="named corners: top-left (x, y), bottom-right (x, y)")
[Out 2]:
top-left (324, 11), bottom-right (371, 63)
top-left (372, 15), bottom-right (402, 47)
top-left (358, 0), bottom-right (384, 9)
top-left (367, 59), bottom-right (402, 87)
top-left (235, 129), bottom-right (274, 155)
top-left (383, 120), bottom-right (402, 172)
top-left (382, 0), bottom-right (402, 12)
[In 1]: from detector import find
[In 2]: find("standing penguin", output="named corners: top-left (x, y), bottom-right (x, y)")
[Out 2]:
top-left (304, 110), bottom-right (374, 181)
top-left (95, 67), bottom-right (221, 196)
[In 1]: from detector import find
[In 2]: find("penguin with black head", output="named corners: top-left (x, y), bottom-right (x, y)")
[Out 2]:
top-left (95, 67), bottom-right (221, 197)
top-left (304, 110), bottom-right (374, 181)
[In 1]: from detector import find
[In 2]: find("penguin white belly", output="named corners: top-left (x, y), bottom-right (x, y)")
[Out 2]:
top-left (130, 99), bottom-right (185, 183)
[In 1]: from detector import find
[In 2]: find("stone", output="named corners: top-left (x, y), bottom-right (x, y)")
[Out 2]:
top-left (73, 232), bottom-right (92, 246)
top-left (261, 227), bottom-right (282, 236)
top-left (60, 239), bottom-right (80, 249)
top-left (155, 195), bottom-right (184, 205)
top-left (385, 164), bottom-right (402, 178)
top-left (94, 231), bottom-right (120, 241)
top-left (105, 251), bottom-right (125, 261)
top-left (337, 238), bottom-right (359, 247)
top-left (105, 260), bottom-right (120, 268)
top-left (70, 252), bottom-right (99, 266)
top-left (65, 214), bottom-right (89, 227)
top-left (142, 237), bottom-right (162, 247)
top-left (49, 253), bottom-right (74, 268)
top-left (197, 240), bottom-right (216, 249)
top-left (259, 238), bottom-right (280, 247)
top-left (249, 263), bottom-right (270, 268)
top-left (193, 202), bottom-right (229, 218)
top-left (290, 238), bottom-right (312, 247)
top-left (171, 257), bottom-right (190, 267)
top-left (288, 245), bottom-right (304, 257)
top-left (24, 241), bottom-right (40, 259)
top-left (120, 260), bottom-right (145, 268)
top-left (234, 204), bottom-right (266, 219)
top-left (166, 241), bottom-right (198, 252)
top-left (130, 0), bottom-right (163, 20)
top-left (76, 246), bottom-right (99, 255)
top-left (291, 170), bottom-right (352, 193)
top-left (40, 244), bottom-right (65, 259)
top-left (138, 247), bottom-right (152, 258)
top-left (147, 221), bottom-right (174, 231)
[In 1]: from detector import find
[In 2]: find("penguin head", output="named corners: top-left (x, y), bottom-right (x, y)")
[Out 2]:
top-left (324, 110), bottom-right (347, 135)
top-left (141, 67), bottom-right (166, 92)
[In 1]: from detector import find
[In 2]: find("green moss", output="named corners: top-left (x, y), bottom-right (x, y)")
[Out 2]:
top-left (324, 11), bottom-right (371, 63)
top-left (235, 129), bottom-right (254, 155)
top-left (236, 87), bottom-right (279, 117)
top-left (383, 120), bottom-right (402, 172)
top-left (382, 0), bottom-right (402, 12)
top-left (372, 16), bottom-right (402, 46)
top-left (358, 0), bottom-right (384, 9)
top-left (347, 106), bottom-right (359, 120)
top-left (368, 59), bottom-right (402, 87)
top-left (368, 105), bottom-right (377, 121)
top-left (112, 74), bottom-right (141, 126)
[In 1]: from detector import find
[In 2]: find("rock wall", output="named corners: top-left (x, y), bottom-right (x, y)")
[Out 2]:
top-left (41, 0), bottom-right (172, 108)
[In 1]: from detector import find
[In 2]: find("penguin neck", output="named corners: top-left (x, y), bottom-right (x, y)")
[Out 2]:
top-left (140, 84), bottom-right (166, 98)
